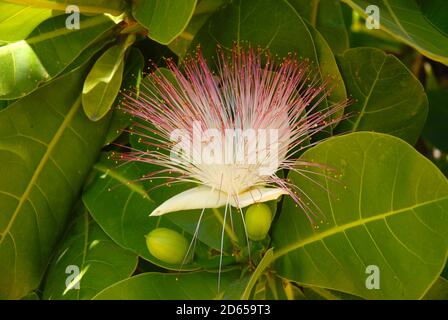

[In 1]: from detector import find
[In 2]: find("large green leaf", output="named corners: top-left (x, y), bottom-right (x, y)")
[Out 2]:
top-left (93, 270), bottom-right (239, 299)
top-left (272, 132), bottom-right (448, 299)
top-left (82, 39), bottom-right (130, 121)
top-left (0, 14), bottom-right (115, 100)
top-left (335, 47), bottom-right (428, 145)
top-left (0, 2), bottom-right (54, 42)
top-left (42, 205), bottom-right (138, 300)
top-left (288, 0), bottom-right (349, 54)
top-left (132, 0), bottom-right (197, 45)
top-left (343, 0), bottom-right (448, 66)
top-left (192, 0), bottom-right (346, 123)
top-left (3, 0), bottom-right (126, 16)
top-left (0, 67), bottom-right (111, 299)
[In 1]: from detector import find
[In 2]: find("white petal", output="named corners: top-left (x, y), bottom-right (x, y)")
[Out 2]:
top-left (149, 186), bottom-right (228, 216)
top-left (229, 187), bottom-right (288, 208)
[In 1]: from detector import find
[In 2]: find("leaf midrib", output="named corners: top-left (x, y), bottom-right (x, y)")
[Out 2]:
top-left (350, 53), bottom-right (387, 132)
top-left (0, 97), bottom-right (82, 244)
top-left (273, 195), bottom-right (448, 259)
top-left (93, 163), bottom-right (152, 201)
top-left (26, 15), bottom-right (111, 45)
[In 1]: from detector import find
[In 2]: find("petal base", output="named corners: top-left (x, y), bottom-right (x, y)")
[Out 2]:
top-left (149, 186), bottom-right (287, 216)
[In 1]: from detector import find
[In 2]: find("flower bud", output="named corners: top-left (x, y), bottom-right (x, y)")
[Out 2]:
top-left (145, 228), bottom-right (189, 264)
top-left (245, 203), bottom-right (272, 241)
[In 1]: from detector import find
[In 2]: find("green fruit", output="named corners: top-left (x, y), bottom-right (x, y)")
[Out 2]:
top-left (145, 228), bottom-right (189, 264)
top-left (245, 203), bottom-right (272, 241)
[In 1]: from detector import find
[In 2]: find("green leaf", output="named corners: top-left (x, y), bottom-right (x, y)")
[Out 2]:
top-left (0, 2), bottom-right (54, 42)
top-left (343, 0), bottom-right (448, 66)
top-left (272, 132), bottom-right (448, 299)
top-left (105, 47), bottom-right (144, 144)
top-left (168, 0), bottom-right (227, 57)
top-left (0, 14), bottom-right (115, 100)
top-left (288, 0), bottom-right (349, 54)
top-left (192, 0), bottom-right (347, 124)
top-left (0, 67), bottom-right (111, 299)
top-left (224, 248), bottom-right (274, 299)
top-left (21, 291), bottom-right (40, 300)
top-left (3, 0), bottom-right (126, 16)
top-left (93, 270), bottom-right (239, 299)
top-left (82, 35), bottom-right (135, 121)
top-left (261, 276), bottom-right (307, 300)
top-left (423, 90), bottom-right (448, 153)
top-left (132, 0), bottom-right (198, 45)
top-left (0, 99), bottom-right (13, 110)
top-left (416, 0), bottom-right (448, 35)
top-left (301, 286), bottom-right (362, 300)
top-left (62, 30), bottom-right (116, 75)
top-left (335, 47), bottom-right (428, 145)
top-left (42, 205), bottom-right (138, 300)
top-left (423, 277), bottom-right (448, 300)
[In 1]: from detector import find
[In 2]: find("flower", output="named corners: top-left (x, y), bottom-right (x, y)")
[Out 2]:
top-left (119, 46), bottom-right (346, 221)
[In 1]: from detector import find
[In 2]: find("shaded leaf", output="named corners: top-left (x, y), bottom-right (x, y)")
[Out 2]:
top-left (301, 286), bottom-right (363, 300)
top-left (336, 47), bottom-right (428, 144)
top-left (273, 132), bottom-right (448, 299)
top-left (42, 205), bottom-right (138, 300)
top-left (416, 0), bottom-right (448, 35)
top-left (133, 0), bottom-right (197, 45)
top-left (224, 248), bottom-right (273, 299)
top-left (288, 0), bottom-right (349, 54)
top-left (422, 277), bottom-right (448, 300)
top-left (168, 0), bottom-right (227, 57)
top-left (21, 291), bottom-right (40, 300)
top-left (93, 270), bottom-right (239, 299)
top-left (423, 90), bottom-right (448, 153)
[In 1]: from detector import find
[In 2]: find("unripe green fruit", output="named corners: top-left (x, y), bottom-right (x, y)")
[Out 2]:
top-left (245, 203), bottom-right (272, 241)
top-left (145, 228), bottom-right (189, 264)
